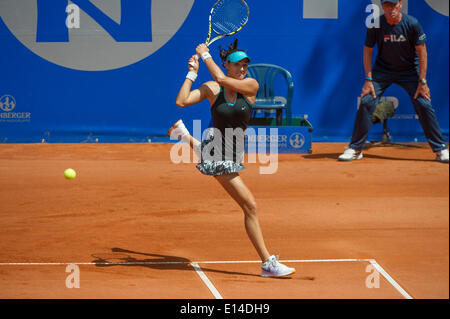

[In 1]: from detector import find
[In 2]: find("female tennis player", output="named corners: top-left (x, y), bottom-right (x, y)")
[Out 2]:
top-left (169, 40), bottom-right (295, 277)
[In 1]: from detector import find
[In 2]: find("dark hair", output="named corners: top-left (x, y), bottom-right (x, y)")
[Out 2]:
top-left (219, 39), bottom-right (248, 67)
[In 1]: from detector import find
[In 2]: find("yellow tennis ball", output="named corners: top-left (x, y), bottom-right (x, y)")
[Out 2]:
top-left (64, 168), bottom-right (76, 180)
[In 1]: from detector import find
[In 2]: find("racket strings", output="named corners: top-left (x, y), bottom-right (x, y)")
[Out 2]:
top-left (211, 0), bottom-right (249, 35)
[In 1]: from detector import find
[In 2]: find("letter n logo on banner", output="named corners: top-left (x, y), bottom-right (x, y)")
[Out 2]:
top-left (36, 0), bottom-right (152, 42)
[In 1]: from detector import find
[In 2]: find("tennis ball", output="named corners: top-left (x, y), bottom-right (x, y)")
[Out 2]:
top-left (64, 168), bottom-right (76, 180)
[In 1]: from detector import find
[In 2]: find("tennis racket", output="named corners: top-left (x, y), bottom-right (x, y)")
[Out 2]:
top-left (189, 0), bottom-right (250, 67)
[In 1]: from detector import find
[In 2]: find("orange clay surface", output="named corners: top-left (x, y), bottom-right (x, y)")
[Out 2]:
top-left (0, 142), bottom-right (448, 299)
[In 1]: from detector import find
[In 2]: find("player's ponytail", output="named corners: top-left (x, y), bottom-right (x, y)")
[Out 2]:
top-left (219, 39), bottom-right (247, 67)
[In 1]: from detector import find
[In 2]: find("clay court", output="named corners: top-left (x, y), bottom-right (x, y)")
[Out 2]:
top-left (0, 142), bottom-right (448, 299)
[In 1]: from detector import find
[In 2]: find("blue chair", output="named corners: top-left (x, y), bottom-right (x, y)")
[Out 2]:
top-left (247, 63), bottom-right (294, 126)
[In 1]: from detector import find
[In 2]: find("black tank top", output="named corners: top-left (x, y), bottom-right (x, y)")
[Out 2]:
top-left (209, 87), bottom-right (253, 162)
top-left (211, 87), bottom-right (253, 132)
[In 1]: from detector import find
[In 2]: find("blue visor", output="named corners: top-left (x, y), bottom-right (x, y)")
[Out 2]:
top-left (381, 0), bottom-right (399, 4)
top-left (226, 51), bottom-right (250, 63)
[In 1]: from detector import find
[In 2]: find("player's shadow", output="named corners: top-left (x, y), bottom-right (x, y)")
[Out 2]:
top-left (91, 248), bottom-right (309, 280)
top-left (92, 247), bottom-right (263, 278)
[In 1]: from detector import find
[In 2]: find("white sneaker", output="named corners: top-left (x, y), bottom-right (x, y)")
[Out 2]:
top-left (436, 149), bottom-right (449, 163)
top-left (168, 119), bottom-right (189, 140)
top-left (261, 255), bottom-right (295, 278)
top-left (338, 148), bottom-right (363, 161)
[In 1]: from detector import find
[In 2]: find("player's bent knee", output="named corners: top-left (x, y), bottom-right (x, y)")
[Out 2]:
top-left (243, 200), bottom-right (258, 216)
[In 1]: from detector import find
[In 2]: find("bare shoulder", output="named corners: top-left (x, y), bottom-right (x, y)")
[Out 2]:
top-left (201, 81), bottom-right (220, 91)
top-left (243, 78), bottom-right (258, 104)
top-left (199, 81), bottom-right (221, 105)
top-left (199, 81), bottom-right (220, 97)
top-left (247, 77), bottom-right (259, 90)
top-left (246, 77), bottom-right (258, 84)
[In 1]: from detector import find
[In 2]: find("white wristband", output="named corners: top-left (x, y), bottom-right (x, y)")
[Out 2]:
top-left (186, 71), bottom-right (197, 82)
top-left (201, 52), bottom-right (212, 62)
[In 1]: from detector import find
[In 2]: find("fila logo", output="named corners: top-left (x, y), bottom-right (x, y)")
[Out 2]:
top-left (384, 34), bottom-right (407, 42)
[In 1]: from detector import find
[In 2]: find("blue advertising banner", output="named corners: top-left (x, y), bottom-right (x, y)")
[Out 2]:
top-left (0, 1), bottom-right (448, 143)
top-left (245, 126), bottom-right (312, 154)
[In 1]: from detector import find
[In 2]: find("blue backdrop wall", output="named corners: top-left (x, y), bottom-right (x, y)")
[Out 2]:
top-left (0, 0), bottom-right (448, 143)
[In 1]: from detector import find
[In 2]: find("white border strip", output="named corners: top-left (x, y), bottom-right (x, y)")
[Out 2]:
top-left (369, 259), bottom-right (413, 299)
top-left (191, 262), bottom-right (223, 299)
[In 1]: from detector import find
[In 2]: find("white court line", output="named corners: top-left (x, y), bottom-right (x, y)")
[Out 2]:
top-left (191, 262), bottom-right (223, 299)
top-left (0, 258), bottom-right (412, 299)
top-left (0, 259), bottom-right (368, 266)
top-left (0, 262), bottom-right (188, 266)
top-left (369, 259), bottom-right (413, 299)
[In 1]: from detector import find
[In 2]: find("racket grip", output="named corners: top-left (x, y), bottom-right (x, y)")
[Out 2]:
top-left (188, 54), bottom-right (200, 68)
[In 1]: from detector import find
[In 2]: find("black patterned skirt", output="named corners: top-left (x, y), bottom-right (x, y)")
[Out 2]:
top-left (195, 129), bottom-right (246, 176)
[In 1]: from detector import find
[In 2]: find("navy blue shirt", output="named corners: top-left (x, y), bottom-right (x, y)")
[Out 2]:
top-left (365, 14), bottom-right (426, 74)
